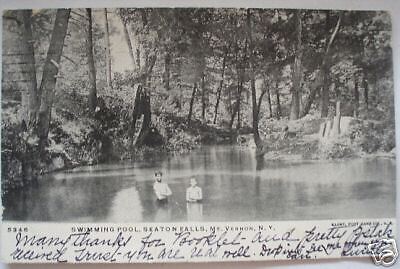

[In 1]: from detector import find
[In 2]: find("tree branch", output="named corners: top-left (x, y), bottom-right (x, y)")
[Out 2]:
top-left (323, 12), bottom-right (342, 63)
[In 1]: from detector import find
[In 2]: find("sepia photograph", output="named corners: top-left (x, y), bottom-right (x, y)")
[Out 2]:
top-left (1, 7), bottom-right (396, 223)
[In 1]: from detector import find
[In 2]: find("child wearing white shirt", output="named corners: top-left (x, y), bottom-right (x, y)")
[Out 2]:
top-left (153, 171), bottom-right (172, 203)
top-left (186, 178), bottom-right (202, 202)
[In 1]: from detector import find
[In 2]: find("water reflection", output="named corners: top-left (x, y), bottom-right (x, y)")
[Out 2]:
top-left (154, 200), bottom-right (172, 223)
top-left (108, 186), bottom-right (143, 222)
top-left (2, 146), bottom-right (396, 222)
top-left (187, 203), bottom-right (203, 222)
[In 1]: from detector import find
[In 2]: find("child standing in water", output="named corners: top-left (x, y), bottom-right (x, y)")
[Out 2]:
top-left (186, 177), bottom-right (202, 202)
top-left (153, 171), bottom-right (172, 204)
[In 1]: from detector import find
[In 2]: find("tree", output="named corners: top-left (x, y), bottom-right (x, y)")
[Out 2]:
top-left (320, 11), bottom-right (341, 118)
top-left (247, 9), bottom-right (262, 148)
top-left (103, 8), bottom-right (112, 86)
top-left (263, 78), bottom-right (273, 118)
top-left (117, 8), bottom-right (159, 146)
top-left (301, 11), bottom-right (342, 118)
top-left (37, 9), bottom-right (71, 151)
top-left (17, 10), bottom-right (39, 126)
top-left (201, 72), bottom-right (207, 122)
top-left (213, 47), bottom-right (227, 124)
top-left (289, 10), bottom-right (303, 120)
top-left (11, 10), bottom-right (39, 185)
top-left (275, 81), bottom-right (282, 119)
top-left (86, 8), bottom-right (97, 113)
top-left (187, 83), bottom-right (197, 124)
top-left (163, 50), bottom-right (171, 91)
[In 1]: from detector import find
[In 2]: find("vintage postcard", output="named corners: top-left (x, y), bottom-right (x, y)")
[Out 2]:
top-left (0, 2), bottom-right (397, 265)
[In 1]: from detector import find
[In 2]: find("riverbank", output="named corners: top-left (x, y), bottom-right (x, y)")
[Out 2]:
top-left (1, 94), bottom-right (395, 193)
top-left (256, 115), bottom-right (395, 161)
top-left (1, 100), bottom-right (234, 190)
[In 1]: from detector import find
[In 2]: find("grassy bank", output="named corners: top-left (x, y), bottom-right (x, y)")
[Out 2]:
top-left (255, 115), bottom-right (395, 160)
top-left (1, 93), bottom-right (395, 193)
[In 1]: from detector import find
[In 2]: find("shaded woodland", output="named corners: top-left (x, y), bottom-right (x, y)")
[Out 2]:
top-left (1, 8), bottom-right (394, 191)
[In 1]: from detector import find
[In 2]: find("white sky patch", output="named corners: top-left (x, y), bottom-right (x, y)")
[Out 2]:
top-left (93, 8), bottom-right (134, 74)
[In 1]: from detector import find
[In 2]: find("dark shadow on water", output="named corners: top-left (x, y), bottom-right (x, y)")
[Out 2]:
top-left (351, 181), bottom-right (383, 200)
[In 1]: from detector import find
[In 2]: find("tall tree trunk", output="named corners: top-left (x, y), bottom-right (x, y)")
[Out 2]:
top-left (266, 84), bottom-right (272, 118)
top-left (16, 10), bottom-right (39, 185)
top-left (320, 11), bottom-right (342, 118)
top-left (18, 10), bottom-right (39, 126)
top-left (301, 11), bottom-right (342, 118)
top-left (236, 79), bottom-right (242, 130)
top-left (120, 17), bottom-right (135, 69)
top-left (201, 72), bottom-right (206, 123)
top-left (353, 76), bottom-right (359, 118)
top-left (257, 89), bottom-right (267, 120)
top-left (103, 8), bottom-right (112, 87)
top-left (275, 81), bottom-right (281, 119)
top-left (247, 9), bottom-right (261, 147)
top-left (229, 103), bottom-right (238, 129)
top-left (213, 51), bottom-right (227, 124)
top-left (129, 50), bottom-right (157, 147)
top-left (227, 87), bottom-right (233, 128)
top-left (289, 10), bottom-right (303, 121)
top-left (320, 66), bottom-right (330, 117)
top-left (86, 8), bottom-right (97, 113)
top-left (130, 84), bottom-right (151, 147)
top-left (164, 50), bottom-right (171, 91)
top-left (37, 9), bottom-right (71, 151)
top-left (301, 76), bottom-right (321, 117)
top-left (187, 82), bottom-right (197, 124)
top-left (320, 11), bottom-right (331, 118)
top-left (363, 77), bottom-right (369, 110)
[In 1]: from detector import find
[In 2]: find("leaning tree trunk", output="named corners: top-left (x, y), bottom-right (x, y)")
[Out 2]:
top-left (37, 9), bottom-right (71, 152)
top-left (103, 8), bottom-right (112, 87)
top-left (289, 10), bottom-right (303, 121)
top-left (86, 8), bottom-right (97, 113)
top-left (301, 11), bottom-right (342, 118)
top-left (320, 11), bottom-right (342, 118)
top-left (187, 82), bottom-right (197, 124)
top-left (201, 72), bottom-right (206, 123)
top-left (120, 16), bottom-right (136, 70)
